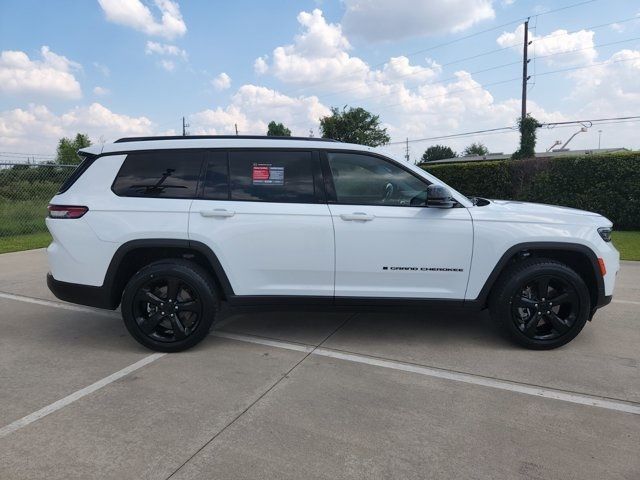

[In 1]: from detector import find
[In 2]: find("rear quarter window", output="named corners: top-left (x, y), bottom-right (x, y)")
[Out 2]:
top-left (112, 150), bottom-right (203, 198)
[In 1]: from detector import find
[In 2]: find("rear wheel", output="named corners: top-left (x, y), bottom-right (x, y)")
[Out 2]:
top-left (489, 258), bottom-right (591, 349)
top-left (122, 260), bottom-right (218, 352)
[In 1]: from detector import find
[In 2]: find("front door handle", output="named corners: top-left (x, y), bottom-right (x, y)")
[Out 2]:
top-left (200, 209), bottom-right (235, 218)
top-left (340, 212), bottom-right (375, 221)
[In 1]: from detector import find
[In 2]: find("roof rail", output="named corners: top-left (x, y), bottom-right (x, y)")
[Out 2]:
top-left (114, 135), bottom-right (339, 143)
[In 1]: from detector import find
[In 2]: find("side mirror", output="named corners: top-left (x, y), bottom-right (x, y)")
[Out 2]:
top-left (426, 184), bottom-right (455, 208)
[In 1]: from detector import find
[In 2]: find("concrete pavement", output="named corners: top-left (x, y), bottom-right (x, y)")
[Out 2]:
top-left (0, 249), bottom-right (638, 479)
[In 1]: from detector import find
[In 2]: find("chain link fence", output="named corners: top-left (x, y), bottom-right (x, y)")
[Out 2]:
top-left (0, 161), bottom-right (77, 239)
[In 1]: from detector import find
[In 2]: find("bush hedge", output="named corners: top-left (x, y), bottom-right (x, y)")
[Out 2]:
top-left (422, 152), bottom-right (640, 229)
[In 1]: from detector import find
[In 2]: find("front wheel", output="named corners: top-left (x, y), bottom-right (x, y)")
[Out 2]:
top-left (489, 258), bottom-right (591, 349)
top-left (121, 260), bottom-right (218, 352)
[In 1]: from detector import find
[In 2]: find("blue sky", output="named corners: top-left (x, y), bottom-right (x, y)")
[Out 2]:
top-left (1, 0), bottom-right (639, 159)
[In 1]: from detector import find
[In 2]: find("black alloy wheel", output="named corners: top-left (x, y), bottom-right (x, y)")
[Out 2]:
top-left (132, 275), bottom-right (203, 342)
top-left (511, 275), bottom-right (579, 341)
top-left (122, 260), bottom-right (218, 352)
top-left (490, 258), bottom-right (591, 349)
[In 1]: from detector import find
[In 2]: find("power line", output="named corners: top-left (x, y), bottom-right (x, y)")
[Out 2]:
top-left (387, 115), bottom-right (640, 146)
top-left (206, 11), bottom-right (635, 130)
top-left (283, 0), bottom-right (600, 96)
top-left (532, 55), bottom-right (640, 79)
top-left (0, 151), bottom-right (55, 157)
top-left (387, 126), bottom-right (517, 145)
top-left (541, 115), bottom-right (640, 128)
top-left (304, 30), bottom-right (640, 107)
top-left (535, 36), bottom-right (640, 61)
top-left (529, 15), bottom-right (640, 46)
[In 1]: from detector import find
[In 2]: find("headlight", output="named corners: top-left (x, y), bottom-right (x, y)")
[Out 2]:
top-left (597, 227), bottom-right (612, 242)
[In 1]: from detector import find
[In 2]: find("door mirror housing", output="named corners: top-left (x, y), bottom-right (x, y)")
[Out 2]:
top-left (426, 184), bottom-right (455, 208)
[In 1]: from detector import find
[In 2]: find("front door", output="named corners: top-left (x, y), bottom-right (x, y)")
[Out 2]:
top-left (324, 151), bottom-right (473, 299)
top-left (189, 149), bottom-right (334, 297)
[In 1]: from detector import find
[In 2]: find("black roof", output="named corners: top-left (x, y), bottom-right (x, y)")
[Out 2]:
top-left (114, 135), bottom-right (338, 143)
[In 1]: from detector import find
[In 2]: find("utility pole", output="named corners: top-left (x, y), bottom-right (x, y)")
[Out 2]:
top-left (182, 116), bottom-right (189, 136)
top-left (404, 137), bottom-right (410, 162)
top-left (521, 19), bottom-right (531, 124)
top-left (234, 123), bottom-right (238, 135)
top-left (598, 130), bottom-right (602, 149)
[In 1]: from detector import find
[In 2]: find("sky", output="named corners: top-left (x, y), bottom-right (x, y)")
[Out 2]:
top-left (0, 0), bottom-right (639, 162)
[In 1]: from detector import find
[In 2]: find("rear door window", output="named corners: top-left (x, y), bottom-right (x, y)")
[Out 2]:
top-left (112, 150), bottom-right (203, 198)
top-left (229, 150), bottom-right (315, 203)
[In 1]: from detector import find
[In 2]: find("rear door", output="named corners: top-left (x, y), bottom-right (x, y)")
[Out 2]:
top-left (189, 149), bottom-right (335, 297)
top-left (324, 151), bottom-right (473, 299)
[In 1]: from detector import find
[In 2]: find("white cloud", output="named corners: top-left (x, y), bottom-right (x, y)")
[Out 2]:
top-left (212, 72), bottom-right (231, 91)
top-left (256, 8), bottom-right (442, 96)
top-left (376, 57), bottom-right (441, 85)
top-left (191, 84), bottom-right (330, 136)
top-left (610, 23), bottom-right (625, 33)
top-left (159, 59), bottom-right (175, 71)
top-left (256, 9), bottom-right (445, 97)
top-left (0, 103), bottom-right (153, 153)
top-left (0, 46), bottom-right (82, 99)
top-left (257, 9), bottom-right (366, 86)
top-left (254, 56), bottom-right (268, 75)
top-left (497, 25), bottom-right (597, 66)
top-left (93, 86), bottom-right (110, 96)
top-left (569, 49), bottom-right (640, 105)
top-left (97, 0), bottom-right (186, 39)
top-left (341, 0), bottom-right (495, 42)
top-left (93, 62), bottom-right (110, 76)
top-left (145, 41), bottom-right (187, 59)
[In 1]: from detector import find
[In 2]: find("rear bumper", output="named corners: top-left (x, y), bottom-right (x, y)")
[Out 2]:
top-left (47, 273), bottom-right (116, 310)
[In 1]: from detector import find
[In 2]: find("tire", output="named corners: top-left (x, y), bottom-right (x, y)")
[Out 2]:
top-left (489, 258), bottom-right (591, 349)
top-left (121, 259), bottom-right (218, 352)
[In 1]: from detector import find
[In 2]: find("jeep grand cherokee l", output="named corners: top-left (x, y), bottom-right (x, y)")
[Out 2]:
top-left (46, 136), bottom-right (619, 352)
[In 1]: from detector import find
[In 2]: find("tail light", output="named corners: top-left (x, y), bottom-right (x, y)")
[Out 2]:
top-left (47, 205), bottom-right (88, 219)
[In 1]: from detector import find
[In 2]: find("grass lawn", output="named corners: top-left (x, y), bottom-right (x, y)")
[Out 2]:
top-left (0, 232), bottom-right (51, 254)
top-left (1, 230), bottom-right (639, 261)
top-left (612, 231), bottom-right (640, 261)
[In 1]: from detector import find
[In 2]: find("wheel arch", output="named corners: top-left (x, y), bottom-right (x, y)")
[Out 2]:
top-left (473, 242), bottom-right (604, 310)
top-left (103, 239), bottom-right (234, 308)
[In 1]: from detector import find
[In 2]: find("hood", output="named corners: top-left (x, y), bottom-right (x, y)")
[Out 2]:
top-left (471, 199), bottom-right (612, 226)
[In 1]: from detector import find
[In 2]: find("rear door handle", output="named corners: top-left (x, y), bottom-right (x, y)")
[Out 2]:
top-left (200, 209), bottom-right (235, 218)
top-left (340, 212), bottom-right (375, 221)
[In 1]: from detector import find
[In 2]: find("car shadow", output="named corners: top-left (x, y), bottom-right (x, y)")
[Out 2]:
top-left (213, 306), bottom-right (513, 351)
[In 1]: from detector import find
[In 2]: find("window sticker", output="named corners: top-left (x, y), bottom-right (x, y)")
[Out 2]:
top-left (252, 163), bottom-right (284, 185)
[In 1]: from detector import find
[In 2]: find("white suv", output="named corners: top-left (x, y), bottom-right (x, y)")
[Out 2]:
top-left (46, 136), bottom-right (619, 352)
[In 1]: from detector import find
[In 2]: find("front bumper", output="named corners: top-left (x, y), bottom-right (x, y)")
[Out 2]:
top-left (590, 294), bottom-right (613, 320)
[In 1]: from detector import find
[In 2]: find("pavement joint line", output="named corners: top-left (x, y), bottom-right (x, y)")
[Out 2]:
top-left (0, 291), bottom-right (119, 318)
top-left (165, 314), bottom-right (356, 479)
top-left (212, 331), bottom-right (315, 352)
top-left (0, 353), bottom-right (166, 439)
top-left (215, 331), bottom-right (640, 416)
top-left (613, 299), bottom-right (640, 305)
top-left (166, 314), bottom-right (357, 480)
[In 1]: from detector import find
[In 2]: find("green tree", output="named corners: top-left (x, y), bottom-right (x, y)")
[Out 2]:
top-left (56, 133), bottom-right (92, 165)
top-left (512, 115), bottom-right (541, 159)
top-left (420, 145), bottom-right (457, 163)
top-left (463, 142), bottom-right (489, 156)
top-left (267, 121), bottom-right (292, 137)
top-left (320, 106), bottom-right (390, 146)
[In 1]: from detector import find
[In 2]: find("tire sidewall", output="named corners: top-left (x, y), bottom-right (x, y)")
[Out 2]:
top-left (122, 262), bottom-right (217, 352)
top-left (494, 262), bottom-right (591, 349)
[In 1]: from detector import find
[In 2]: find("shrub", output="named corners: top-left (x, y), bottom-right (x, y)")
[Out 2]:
top-left (423, 152), bottom-right (640, 229)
